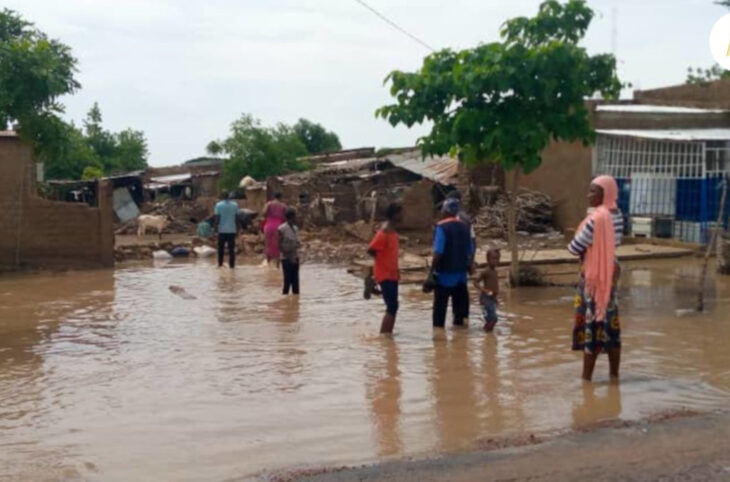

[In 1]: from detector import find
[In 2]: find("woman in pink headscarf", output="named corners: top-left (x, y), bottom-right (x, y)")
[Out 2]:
top-left (262, 192), bottom-right (287, 268)
top-left (568, 175), bottom-right (624, 381)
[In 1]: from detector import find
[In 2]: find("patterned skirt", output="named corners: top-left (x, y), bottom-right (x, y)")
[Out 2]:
top-left (572, 262), bottom-right (621, 355)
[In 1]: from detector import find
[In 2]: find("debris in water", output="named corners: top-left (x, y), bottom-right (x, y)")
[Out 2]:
top-left (153, 250), bottom-right (173, 260)
top-left (169, 285), bottom-right (196, 300)
top-left (675, 308), bottom-right (698, 318)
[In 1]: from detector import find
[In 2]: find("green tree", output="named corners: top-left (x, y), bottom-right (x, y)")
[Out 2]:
top-left (83, 102), bottom-right (116, 161)
top-left (113, 128), bottom-right (149, 172)
top-left (0, 8), bottom-right (79, 129)
top-left (23, 113), bottom-right (102, 180)
top-left (377, 0), bottom-right (621, 283)
top-left (292, 118), bottom-right (342, 154)
top-left (208, 114), bottom-right (309, 190)
top-left (0, 8), bottom-right (87, 179)
top-left (81, 165), bottom-right (104, 180)
top-left (686, 64), bottom-right (730, 85)
top-left (0, 10), bottom-right (148, 179)
top-left (83, 103), bottom-right (148, 174)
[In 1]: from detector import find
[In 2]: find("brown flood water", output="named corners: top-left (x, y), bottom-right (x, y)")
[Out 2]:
top-left (1, 258), bottom-right (729, 481)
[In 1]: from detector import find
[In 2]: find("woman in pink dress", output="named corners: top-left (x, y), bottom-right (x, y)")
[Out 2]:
top-left (262, 192), bottom-right (287, 268)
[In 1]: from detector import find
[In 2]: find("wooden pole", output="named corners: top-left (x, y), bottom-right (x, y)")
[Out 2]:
top-left (508, 168), bottom-right (521, 286)
top-left (697, 178), bottom-right (728, 312)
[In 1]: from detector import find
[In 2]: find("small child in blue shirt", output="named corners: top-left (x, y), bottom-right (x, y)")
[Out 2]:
top-left (474, 248), bottom-right (500, 332)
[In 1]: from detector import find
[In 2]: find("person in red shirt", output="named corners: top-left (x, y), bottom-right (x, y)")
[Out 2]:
top-left (368, 203), bottom-right (403, 334)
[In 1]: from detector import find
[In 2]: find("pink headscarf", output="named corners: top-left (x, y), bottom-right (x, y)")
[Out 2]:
top-left (578, 175), bottom-right (618, 321)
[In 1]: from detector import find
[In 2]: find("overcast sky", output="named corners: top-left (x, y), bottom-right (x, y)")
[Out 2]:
top-left (4, 0), bottom-right (726, 166)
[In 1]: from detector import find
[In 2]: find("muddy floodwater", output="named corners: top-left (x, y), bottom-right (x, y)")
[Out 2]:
top-left (1, 258), bottom-right (729, 480)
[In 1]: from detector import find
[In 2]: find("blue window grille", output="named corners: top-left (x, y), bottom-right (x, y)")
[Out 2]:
top-left (595, 133), bottom-right (730, 244)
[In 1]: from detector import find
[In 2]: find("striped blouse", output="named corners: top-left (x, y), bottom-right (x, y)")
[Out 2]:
top-left (568, 211), bottom-right (624, 256)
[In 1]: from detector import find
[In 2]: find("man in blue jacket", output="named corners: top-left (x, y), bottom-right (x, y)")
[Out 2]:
top-left (431, 197), bottom-right (475, 328)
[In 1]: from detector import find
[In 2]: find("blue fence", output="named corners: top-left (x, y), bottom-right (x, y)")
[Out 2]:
top-left (615, 175), bottom-right (729, 243)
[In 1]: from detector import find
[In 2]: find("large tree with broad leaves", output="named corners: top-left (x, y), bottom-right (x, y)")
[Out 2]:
top-left (377, 0), bottom-right (622, 283)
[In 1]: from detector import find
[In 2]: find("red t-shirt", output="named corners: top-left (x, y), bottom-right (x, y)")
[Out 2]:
top-left (368, 229), bottom-right (399, 283)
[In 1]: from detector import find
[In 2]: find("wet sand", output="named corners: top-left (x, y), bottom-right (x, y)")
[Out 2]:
top-left (292, 411), bottom-right (730, 481)
top-left (0, 258), bottom-right (728, 480)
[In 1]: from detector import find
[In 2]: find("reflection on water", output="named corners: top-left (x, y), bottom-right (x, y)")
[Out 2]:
top-left (366, 338), bottom-right (401, 457)
top-left (0, 258), bottom-right (729, 480)
top-left (572, 382), bottom-right (622, 428)
top-left (430, 333), bottom-right (480, 452)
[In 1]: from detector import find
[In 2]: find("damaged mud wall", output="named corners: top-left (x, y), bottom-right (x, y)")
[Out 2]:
top-left (0, 136), bottom-right (114, 269)
top-left (191, 175), bottom-right (219, 198)
top-left (518, 140), bottom-right (592, 232)
top-left (400, 179), bottom-right (436, 230)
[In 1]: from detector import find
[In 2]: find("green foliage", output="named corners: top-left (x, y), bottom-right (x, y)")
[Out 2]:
top-left (686, 64), bottom-right (730, 85)
top-left (0, 10), bottom-right (148, 179)
top-left (83, 103), bottom-right (148, 174)
top-left (717, 0), bottom-right (730, 8)
top-left (81, 166), bottom-right (104, 180)
top-left (292, 118), bottom-right (342, 154)
top-left (209, 114), bottom-right (311, 190)
top-left (21, 112), bottom-right (101, 180)
top-left (0, 8), bottom-right (89, 179)
top-left (113, 128), bottom-right (149, 172)
top-left (0, 8), bottom-right (80, 129)
top-left (376, 0), bottom-right (622, 174)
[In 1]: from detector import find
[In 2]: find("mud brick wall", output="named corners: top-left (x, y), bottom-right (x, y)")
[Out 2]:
top-left (518, 140), bottom-right (593, 232)
top-left (0, 136), bottom-right (114, 269)
top-left (594, 110), bottom-right (730, 130)
top-left (635, 79), bottom-right (730, 110)
top-left (400, 179), bottom-right (436, 230)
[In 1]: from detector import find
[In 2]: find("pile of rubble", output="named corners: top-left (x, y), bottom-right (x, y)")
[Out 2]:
top-left (473, 189), bottom-right (554, 239)
top-left (116, 198), bottom-right (215, 235)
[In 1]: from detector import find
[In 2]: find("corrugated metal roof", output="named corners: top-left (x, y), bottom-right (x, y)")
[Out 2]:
top-left (150, 173), bottom-right (192, 184)
top-left (597, 128), bottom-right (730, 141)
top-left (386, 151), bottom-right (459, 184)
top-left (597, 104), bottom-right (728, 114)
top-left (315, 157), bottom-right (383, 174)
top-left (192, 170), bottom-right (220, 178)
top-left (103, 170), bottom-right (145, 180)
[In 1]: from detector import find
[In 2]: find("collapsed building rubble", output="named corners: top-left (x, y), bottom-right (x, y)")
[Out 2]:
top-left (111, 148), bottom-right (565, 267)
top-left (268, 149), bottom-right (460, 229)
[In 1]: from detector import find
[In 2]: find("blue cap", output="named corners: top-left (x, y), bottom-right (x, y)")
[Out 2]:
top-left (442, 198), bottom-right (460, 215)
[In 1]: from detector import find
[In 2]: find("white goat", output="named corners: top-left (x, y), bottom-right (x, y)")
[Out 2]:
top-left (137, 214), bottom-right (170, 238)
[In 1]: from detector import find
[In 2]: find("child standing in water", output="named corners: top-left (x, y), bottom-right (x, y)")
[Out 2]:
top-left (367, 203), bottom-right (403, 334)
top-left (278, 208), bottom-right (301, 296)
top-left (475, 248), bottom-right (500, 332)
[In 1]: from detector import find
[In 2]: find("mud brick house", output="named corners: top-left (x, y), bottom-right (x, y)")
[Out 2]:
top-left (0, 132), bottom-right (114, 269)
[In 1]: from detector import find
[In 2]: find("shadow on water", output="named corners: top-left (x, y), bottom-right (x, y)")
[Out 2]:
top-left (0, 257), bottom-right (728, 480)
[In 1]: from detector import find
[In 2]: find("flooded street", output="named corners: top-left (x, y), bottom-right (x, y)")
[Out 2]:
top-left (1, 259), bottom-right (729, 481)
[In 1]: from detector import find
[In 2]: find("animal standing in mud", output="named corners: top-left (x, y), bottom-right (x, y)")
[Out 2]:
top-left (137, 214), bottom-right (170, 239)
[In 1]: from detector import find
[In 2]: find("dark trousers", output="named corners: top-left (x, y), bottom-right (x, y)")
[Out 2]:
top-left (217, 233), bottom-right (236, 267)
top-left (282, 258), bottom-right (300, 295)
top-left (433, 282), bottom-right (469, 328)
